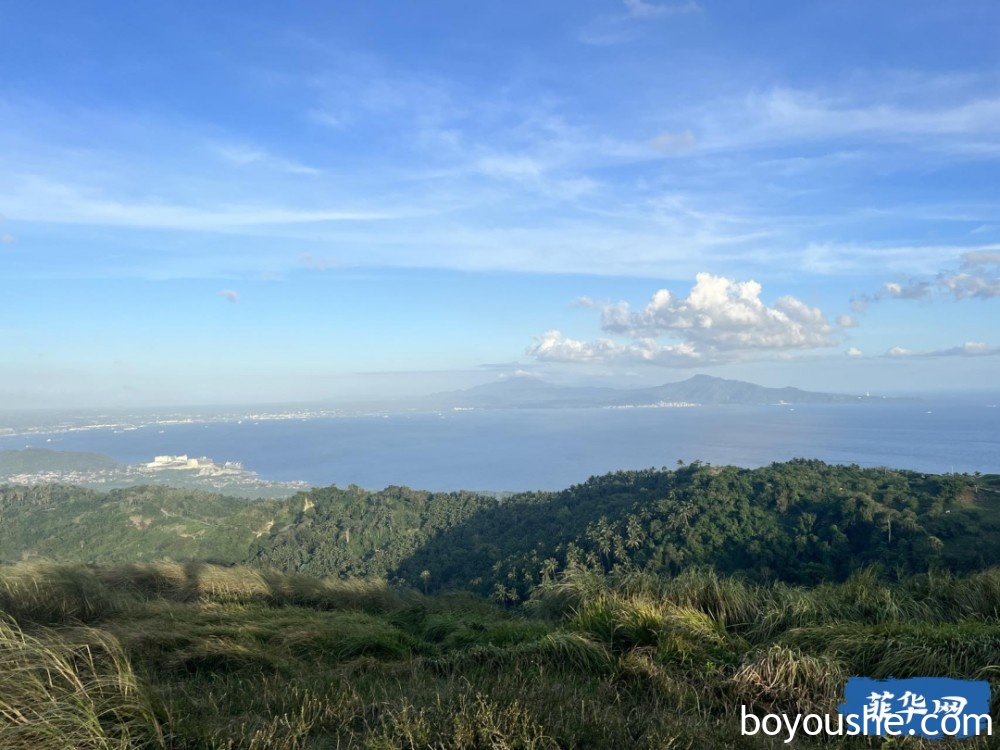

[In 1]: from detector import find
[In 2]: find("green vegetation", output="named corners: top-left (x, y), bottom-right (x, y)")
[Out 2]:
top-left (7, 461), bottom-right (999, 594)
top-left (3, 461), bottom-right (1000, 747)
top-left (2, 561), bottom-right (999, 748)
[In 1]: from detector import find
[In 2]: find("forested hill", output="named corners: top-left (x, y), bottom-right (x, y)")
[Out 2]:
top-left (394, 461), bottom-right (1000, 599)
top-left (2, 462), bottom-right (998, 597)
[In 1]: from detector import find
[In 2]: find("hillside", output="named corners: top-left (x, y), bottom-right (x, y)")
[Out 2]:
top-left (0, 484), bottom-right (293, 564)
top-left (4, 462), bottom-right (997, 594)
top-left (3, 464), bottom-right (1000, 748)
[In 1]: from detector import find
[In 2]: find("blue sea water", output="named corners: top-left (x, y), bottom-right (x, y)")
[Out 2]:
top-left (2, 403), bottom-right (997, 491)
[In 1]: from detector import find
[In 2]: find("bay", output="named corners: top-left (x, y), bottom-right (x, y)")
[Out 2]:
top-left (1, 402), bottom-right (997, 492)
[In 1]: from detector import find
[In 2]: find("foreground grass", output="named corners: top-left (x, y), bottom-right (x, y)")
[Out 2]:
top-left (2, 561), bottom-right (1000, 748)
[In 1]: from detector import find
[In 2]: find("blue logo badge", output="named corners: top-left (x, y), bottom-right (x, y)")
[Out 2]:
top-left (838, 677), bottom-right (991, 739)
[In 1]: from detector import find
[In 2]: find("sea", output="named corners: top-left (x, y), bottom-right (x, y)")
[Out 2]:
top-left (1, 400), bottom-right (997, 492)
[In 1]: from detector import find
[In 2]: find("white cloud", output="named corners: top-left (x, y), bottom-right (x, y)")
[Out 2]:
top-left (599, 273), bottom-right (835, 350)
top-left (218, 290), bottom-right (239, 303)
top-left (938, 251), bottom-right (1000, 299)
top-left (937, 272), bottom-right (1000, 299)
top-left (836, 314), bottom-right (858, 328)
top-left (1, 177), bottom-right (396, 230)
top-left (528, 330), bottom-right (621, 363)
top-left (885, 341), bottom-right (999, 358)
top-left (739, 88), bottom-right (1000, 146)
top-left (0, 233), bottom-right (14, 244)
top-left (846, 347), bottom-right (864, 358)
top-left (527, 330), bottom-right (706, 366)
top-left (212, 143), bottom-right (322, 176)
top-left (529, 274), bottom-right (837, 369)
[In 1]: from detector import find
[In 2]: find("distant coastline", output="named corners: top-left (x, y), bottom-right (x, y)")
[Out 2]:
top-left (0, 374), bottom-right (928, 440)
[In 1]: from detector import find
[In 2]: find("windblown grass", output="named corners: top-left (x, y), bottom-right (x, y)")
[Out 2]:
top-left (4, 560), bottom-right (1000, 748)
top-left (0, 614), bottom-right (162, 750)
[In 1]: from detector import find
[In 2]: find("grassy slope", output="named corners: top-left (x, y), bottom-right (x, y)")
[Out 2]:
top-left (2, 561), bottom-right (1000, 749)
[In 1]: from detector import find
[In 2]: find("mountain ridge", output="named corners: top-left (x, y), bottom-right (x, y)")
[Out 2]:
top-left (423, 374), bottom-right (918, 409)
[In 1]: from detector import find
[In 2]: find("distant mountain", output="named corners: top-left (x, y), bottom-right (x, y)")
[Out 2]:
top-left (423, 374), bottom-right (918, 410)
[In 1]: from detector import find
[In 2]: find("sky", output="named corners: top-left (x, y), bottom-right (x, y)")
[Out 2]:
top-left (1, 0), bottom-right (999, 408)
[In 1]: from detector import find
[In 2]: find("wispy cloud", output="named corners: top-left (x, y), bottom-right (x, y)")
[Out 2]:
top-left (579, 0), bottom-right (700, 46)
top-left (0, 233), bottom-right (14, 245)
top-left (297, 253), bottom-right (341, 271)
top-left (1, 177), bottom-right (399, 230)
top-left (623, 0), bottom-right (700, 19)
top-left (885, 341), bottom-right (1000, 358)
top-left (218, 289), bottom-right (239, 303)
top-left (212, 143), bottom-right (322, 176)
top-left (649, 130), bottom-right (697, 155)
top-left (855, 246), bottom-right (1000, 306)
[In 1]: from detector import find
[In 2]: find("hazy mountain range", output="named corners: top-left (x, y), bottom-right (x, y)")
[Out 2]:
top-left (423, 374), bottom-right (918, 410)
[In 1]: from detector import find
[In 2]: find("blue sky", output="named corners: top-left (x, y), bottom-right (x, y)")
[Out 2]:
top-left (1, 0), bottom-right (999, 407)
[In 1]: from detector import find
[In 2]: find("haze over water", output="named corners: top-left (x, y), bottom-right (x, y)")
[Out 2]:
top-left (3, 402), bottom-right (996, 492)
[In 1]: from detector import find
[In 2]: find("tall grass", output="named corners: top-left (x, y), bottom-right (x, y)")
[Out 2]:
top-left (4, 560), bottom-right (1000, 748)
top-left (0, 561), bottom-right (122, 624)
top-left (0, 614), bottom-right (162, 749)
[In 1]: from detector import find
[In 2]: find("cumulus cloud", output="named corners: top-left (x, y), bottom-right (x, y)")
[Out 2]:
top-left (528, 273), bottom-right (837, 368)
top-left (887, 346), bottom-right (913, 357)
top-left (846, 347), bottom-right (864, 358)
top-left (836, 314), bottom-right (858, 328)
top-left (528, 331), bottom-right (622, 364)
top-left (218, 290), bottom-right (239, 303)
top-left (936, 251), bottom-right (1000, 299)
top-left (599, 273), bottom-right (834, 349)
